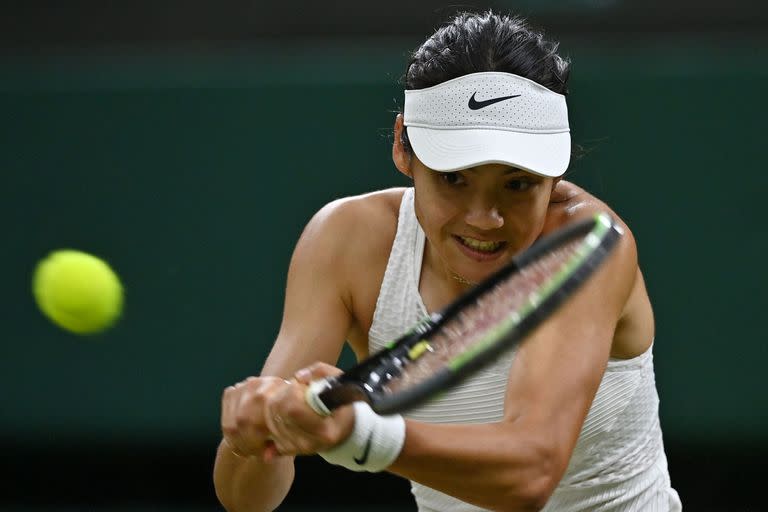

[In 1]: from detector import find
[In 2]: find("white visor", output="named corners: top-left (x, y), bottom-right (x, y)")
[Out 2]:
top-left (403, 72), bottom-right (570, 177)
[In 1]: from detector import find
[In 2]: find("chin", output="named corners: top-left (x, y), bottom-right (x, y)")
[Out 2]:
top-left (452, 259), bottom-right (509, 285)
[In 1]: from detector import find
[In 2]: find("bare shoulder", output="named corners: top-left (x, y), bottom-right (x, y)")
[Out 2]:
top-left (306, 187), bottom-right (405, 262)
top-left (265, 189), bottom-right (407, 374)
top-left (546, 180), bottom-right (637, 281)
top-left (547, 181), bottom-right (653, 357)
top-left (546, 181), bottom-right (635, 248)
top-left (297, 188), bottom-right (407, 352)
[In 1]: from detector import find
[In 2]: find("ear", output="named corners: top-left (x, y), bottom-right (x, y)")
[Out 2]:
top-left (392, 114), bottom-right (412, 178)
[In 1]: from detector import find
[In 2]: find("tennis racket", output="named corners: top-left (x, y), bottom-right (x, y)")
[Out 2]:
top-left (306, 212), bottom-right (623, 416)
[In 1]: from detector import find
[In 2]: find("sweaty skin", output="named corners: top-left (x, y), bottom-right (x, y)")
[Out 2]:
top-left (214, 115), bottom-right (654, 512)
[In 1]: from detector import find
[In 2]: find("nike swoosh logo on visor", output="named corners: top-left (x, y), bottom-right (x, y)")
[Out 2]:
top-left (468, 92), bottom-right (521, 110)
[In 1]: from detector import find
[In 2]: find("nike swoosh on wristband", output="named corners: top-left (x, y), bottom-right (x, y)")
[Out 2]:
top-left (353, 431), bottom-right (374, 465)
top-left (468, 92), bottom-right (521, 110)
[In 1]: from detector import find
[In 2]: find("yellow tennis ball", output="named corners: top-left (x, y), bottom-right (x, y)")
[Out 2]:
top-left (33, 250), bottom-right (123, 334)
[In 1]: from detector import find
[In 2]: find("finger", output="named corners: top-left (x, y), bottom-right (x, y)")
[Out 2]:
top-left (262, 440), bottom-right (279, 463)
top-left (274, 382), bottom-right (327, 431)
top-left (222, 437), bottom-right (250, 459)
top-left (229, 381), bottom-right (279, 456)
top-left (265, 386), bottom-right (322, 456)
top-left (266, 418), bottom-right (295, 455)
top-left (236, 390), bottom-right (269, 436)
top-left (294, 361), bottom-right (343, 384)
top-left (264, 390), bottom-right (300, 439)
top-left (265, 410), bottom-right (307, 456)
top-left (222, 386), bottom-right (248, 453)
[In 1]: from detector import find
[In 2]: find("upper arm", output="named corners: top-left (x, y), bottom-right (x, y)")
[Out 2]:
top-left (260, 200), bottom-right (359, 378)
top-left (502, 221), bottom-right (639, 480)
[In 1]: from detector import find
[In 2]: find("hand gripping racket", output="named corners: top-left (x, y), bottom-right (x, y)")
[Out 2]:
top-left (306, 212), bottom-right (623, 416)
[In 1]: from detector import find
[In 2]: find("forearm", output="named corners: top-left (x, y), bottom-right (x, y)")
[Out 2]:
top-left (213, 440), bottom-right (295, 512)
top-left (388, 421), bottom-right (556, 512)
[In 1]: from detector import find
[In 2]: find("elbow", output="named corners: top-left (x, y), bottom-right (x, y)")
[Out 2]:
top-left (495, 441), bottom-right (562, 512)
top-left (496, 478), bottom-right (557, 512)
top-left (516, 480), bottom-right (557, 512)
top-left (495, 480), bottom-right (555, 512)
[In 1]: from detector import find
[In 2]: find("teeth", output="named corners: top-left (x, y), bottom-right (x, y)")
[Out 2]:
top-left (459, 237), bottom-right (503, 252)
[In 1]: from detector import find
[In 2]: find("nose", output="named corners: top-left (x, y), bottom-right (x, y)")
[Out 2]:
top-left (464, 203), bottom-right (504, 231)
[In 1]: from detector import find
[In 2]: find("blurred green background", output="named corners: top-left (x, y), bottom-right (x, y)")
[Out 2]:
top-left (1, 1), bottom-right (766, 511)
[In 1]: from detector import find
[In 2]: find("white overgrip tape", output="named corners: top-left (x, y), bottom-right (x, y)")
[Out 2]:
top-left (305, 379), bottom-right (332, 417)
top-left (319, 401), bottom-right (406, 473)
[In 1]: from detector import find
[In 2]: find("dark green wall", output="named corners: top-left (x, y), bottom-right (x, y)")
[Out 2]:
top-left (1, 40), bottom-right (765, 446)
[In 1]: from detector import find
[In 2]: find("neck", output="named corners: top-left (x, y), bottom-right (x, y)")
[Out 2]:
top-left (424, 242), bottom-right (476, 292)
top-left (448, 270), bottom-right (476, 288)
top-left (419, 241), bottom-right (476, 312)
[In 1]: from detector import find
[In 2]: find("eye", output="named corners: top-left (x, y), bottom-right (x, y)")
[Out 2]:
top-left (440, 173), bottom-right (465, 186)
top-left (506, 179), bottom-right (533, 192)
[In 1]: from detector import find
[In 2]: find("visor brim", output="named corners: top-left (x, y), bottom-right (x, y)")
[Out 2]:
top-left (407, 127), bottom-right (571, 177)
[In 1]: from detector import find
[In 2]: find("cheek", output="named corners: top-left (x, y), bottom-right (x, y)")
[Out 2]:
top-left (500, 192), bottom-right (551, 242)
top-left (519, 192), bottom-right (551, 236)
top-left (414, 198), bottom-right (456, 236)
top-left (413, 184), bottom-right (459, 229)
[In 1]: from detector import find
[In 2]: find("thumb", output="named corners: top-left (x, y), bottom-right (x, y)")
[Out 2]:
top-left (294, 361), bottom-right (343, 384)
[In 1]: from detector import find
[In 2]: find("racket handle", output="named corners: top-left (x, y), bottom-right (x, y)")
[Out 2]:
top-left (305, 379), bottom-right (333, 416)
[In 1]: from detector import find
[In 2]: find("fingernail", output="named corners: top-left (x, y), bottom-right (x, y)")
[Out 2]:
top-left (295, 368), bottom-right (310, 381)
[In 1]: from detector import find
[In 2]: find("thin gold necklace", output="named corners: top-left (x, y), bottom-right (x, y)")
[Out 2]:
top-left (449, 271), bottom-right (476, 286)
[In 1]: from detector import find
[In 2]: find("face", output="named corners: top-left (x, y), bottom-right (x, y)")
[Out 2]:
top-left (392, 116), bottom-right (557, 285)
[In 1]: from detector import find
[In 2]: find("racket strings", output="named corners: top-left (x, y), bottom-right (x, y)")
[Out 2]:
top-left (383, 239), bottom-right (582, 393)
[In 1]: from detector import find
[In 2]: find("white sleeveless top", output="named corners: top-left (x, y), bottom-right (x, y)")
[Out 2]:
top-left (368, 189), bottom-right (682, 512)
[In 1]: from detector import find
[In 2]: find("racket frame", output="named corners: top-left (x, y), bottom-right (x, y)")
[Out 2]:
top-left (307, 213), bottom-right (622, 415)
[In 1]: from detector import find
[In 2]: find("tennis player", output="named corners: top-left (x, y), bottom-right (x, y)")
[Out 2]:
top-left (214, 11), bottom-right (681, 512)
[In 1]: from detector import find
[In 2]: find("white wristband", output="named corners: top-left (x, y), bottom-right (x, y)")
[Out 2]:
top-left (318, 401), bottom-right (406, 473)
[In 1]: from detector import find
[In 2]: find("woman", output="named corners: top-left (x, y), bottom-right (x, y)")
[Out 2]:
top-left (214, 11), bottom-right (681, 512)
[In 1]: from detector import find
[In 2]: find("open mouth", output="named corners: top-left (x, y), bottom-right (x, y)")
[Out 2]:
top-left (453, 235), bottom-right (507, 256)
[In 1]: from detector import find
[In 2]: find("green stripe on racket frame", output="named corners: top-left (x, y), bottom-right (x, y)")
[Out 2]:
top-left (305, 212), bottom-right (622, 416)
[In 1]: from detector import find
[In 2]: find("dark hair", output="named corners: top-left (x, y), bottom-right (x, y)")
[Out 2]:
top-left (401, 11), bottom-right (571, 152)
